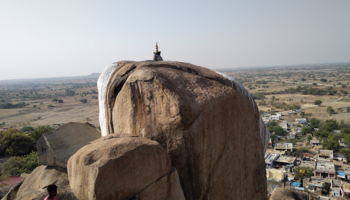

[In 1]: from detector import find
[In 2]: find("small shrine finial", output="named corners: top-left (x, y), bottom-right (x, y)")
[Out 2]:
top-left (153, 42), bottom-right (163, 61)
top-left (155, 42), bottom-right (159, 53)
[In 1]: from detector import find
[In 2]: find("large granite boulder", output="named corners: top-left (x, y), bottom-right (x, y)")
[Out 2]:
top-left (67, 133), bottom-right (185, 200)
top-left (36, 122), bottom-right (101, 168)
top-left (2, 165), bottom-right (77, 200)
top-left (97, 61), bottom-right (269, 200)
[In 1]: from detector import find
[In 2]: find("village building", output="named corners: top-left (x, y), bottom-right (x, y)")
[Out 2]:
top-left (280, 122), bottom-right (288, 132)
top-left (266, 168), bottom-right (285, 181)
top-left (307, 185), bottom-right (316, 192)
top-left (284, 151), bottom-right (304, 161)
top-left (332, 129), bottom-right (341, 134)
top-left (265, 153), bottom-right (280, 168)
top-left (310, 139), bottom-right (321, 146)
top-left (305, 177), bottom-right (331, 189)
top-left (314, 161), bottom-right (336, 178)
top-left (340, 184), bottom-right (350, 199)
top-left (295, 118), bottom-right (307, 124)
top-left (299, 161), bottom-right (316, 171)
top-left (274, 143), bottom-right (293, 152)
top-left (318, 150), bottom-right (334, 160)
top-left (274, 155), bottom-right (296, 168)
top-left (269, 115), bottom-right (280, 120)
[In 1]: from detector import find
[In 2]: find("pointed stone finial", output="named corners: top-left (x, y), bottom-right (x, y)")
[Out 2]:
top-left (153, 42), bottom-right (163, 61)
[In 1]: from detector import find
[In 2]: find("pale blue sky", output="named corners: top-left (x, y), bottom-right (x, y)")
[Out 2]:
top-left (1, 1), bottom-right (350, 80)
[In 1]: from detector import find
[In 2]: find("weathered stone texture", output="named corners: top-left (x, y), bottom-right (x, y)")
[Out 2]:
top-left (101, 61), bottom-right (268, 200)
top-left (36, 122), bottom-right (101, 168)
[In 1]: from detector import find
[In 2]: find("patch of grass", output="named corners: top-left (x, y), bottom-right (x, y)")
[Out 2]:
top-left (338, 98), bottom-right (350, 102)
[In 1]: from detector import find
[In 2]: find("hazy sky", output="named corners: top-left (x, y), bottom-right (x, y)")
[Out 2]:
top-left (1, 1), bottom-right (350, 80)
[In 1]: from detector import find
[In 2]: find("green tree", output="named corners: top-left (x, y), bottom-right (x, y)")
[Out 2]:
top-left (347, 107), bottom-right (350, 113)
top-left (300, 112), bottom-right (306, 118)
top-left (326, 106), bottom-right (334, 116)
top-left (314, 100), bottom-right (322, 106)
top-left (301, 127), bottom-right (312, 135)
top-left (19, 126), bottom-right (34, 133)
top-left (51, 98), bottom-right (58, 102)
top-left (2, 151), bottom-right (38, 176)
top-left (307, 135), bottom-right (312, 142)
top-left (322, 136), bottom-right (340, 150)
top-left (340, 149), bottom-right (350, 164)
top-left (272, 126), bottom-right (284, 136)
top-left (58, 99), bottom-right (63, 103)
top-left (322, 182), bottom-right (331, 195)
top-left (309, 118), bottom-right (321, 129)
top-left (30, 126), bottom-right (55, 142)
top-left (0, 129), bottom-right (35, 156)
top-left (80, 99), bottom-right (87, 103)
top-left (294, 166), bottom-right (313, 181)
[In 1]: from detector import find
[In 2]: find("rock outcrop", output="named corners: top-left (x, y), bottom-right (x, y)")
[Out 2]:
top-left (97, 61), bottom-right (269, 200)
top-left (269, 188), bottom-right (317, 200)
top-left (36, 122), bottom-right (101, 168)
top-left (2, 165), bottom-right (77, 200)
top-left (67, 133), bottom-right (185, 200)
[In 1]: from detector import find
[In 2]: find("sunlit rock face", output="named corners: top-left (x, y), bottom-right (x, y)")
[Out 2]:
top-left (97, 61), bottom-right (269, 200)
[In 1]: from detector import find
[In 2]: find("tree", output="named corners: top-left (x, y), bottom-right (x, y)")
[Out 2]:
top-left (1, 151), bottom-right (38, 176)
top-left (309, 118), bottom-right (321, 129)
top-left (322, 182), bottom-right (331, 195)
top-left (58, 99), bottom-right (63, 103)
top-left (294, 166), bottom-right (313, 181)
top-left (272, 126), bottom-right (284, 136)
top-left (0, 129), bottom-right (35, 156)
top-left (320, 79), bottom-right (327, 83)
top-left (51, 98), bottom-right (58, 102)
top-left (302, 127), bottom-right (312, 135)
top-left (340, 149), bottom-right (350, 164)
top-left (322, 135), bottom-right (340, 150)
top-left (80, 99), bottom-right (87, 103)
top-left (314, 100), bottom-right (322, 106)
top-left (347, 107), bottom-right (350, 113)
top-left (19, 126), bottom-right (34, 133)
top-left (30, 126), bottom-right (55, 142)
top-left (307, 135), bottom-right (312, 142)
top-left (326, 106), bottom-right (334, 116)
top-left (300, 112), bottom-right (306, 118)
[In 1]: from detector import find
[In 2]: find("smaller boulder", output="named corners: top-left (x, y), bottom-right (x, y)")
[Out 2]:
top-left (2, 165), bottom-right (77, 200)
top-left (68, 133), bottom-right (183, 200)
top-left (36, 122), bottom-right (101, 168)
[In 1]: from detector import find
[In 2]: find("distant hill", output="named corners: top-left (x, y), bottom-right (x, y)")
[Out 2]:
top-left (0, 73), bottom-right (101, 85)
top-left (87, 73), bottom-right (101, 78)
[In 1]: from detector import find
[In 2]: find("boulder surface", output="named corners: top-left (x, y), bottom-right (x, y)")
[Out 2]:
top-left (269, 188), bottom-right (318, 200)
top-left (99, 61), bottom-right (269, 200)
top-left (2, 165), bottom-right (77, 200)
top-left (68, 133), bottom-right (185, 200)
top-left (36, 122), bottom-right (101, 168)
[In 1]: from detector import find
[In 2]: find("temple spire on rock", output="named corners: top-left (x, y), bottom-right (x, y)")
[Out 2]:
top-left (153, 42), bottom-right (163, 61)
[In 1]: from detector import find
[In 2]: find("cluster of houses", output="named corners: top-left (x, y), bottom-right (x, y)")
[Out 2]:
top-left (266, 143), bottom-right (350, 198)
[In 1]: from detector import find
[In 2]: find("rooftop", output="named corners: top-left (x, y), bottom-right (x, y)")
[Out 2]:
top-left (274, 143), bottom-right (293, 149)
top-left (310, 139), bottom-right (320, 143)
top-left (315, 161), bottom-right (335, 172)
top-left (275, 155), bottom-right (296, 164)
top-left (299, 161), bottom-right (316, 170)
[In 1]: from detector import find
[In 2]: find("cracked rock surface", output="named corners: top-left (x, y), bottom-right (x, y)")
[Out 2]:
top-left (100, 61), bottom-right (268, 200)
top-left (67, 133), bottom-right (185, 200)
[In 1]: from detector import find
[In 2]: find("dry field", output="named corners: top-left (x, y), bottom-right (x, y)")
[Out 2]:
top-left (0, 76), bottom-right (100, 129)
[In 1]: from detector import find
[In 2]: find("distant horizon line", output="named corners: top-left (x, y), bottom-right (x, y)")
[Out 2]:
top-left (1, 61), bottom-right (349, 82)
